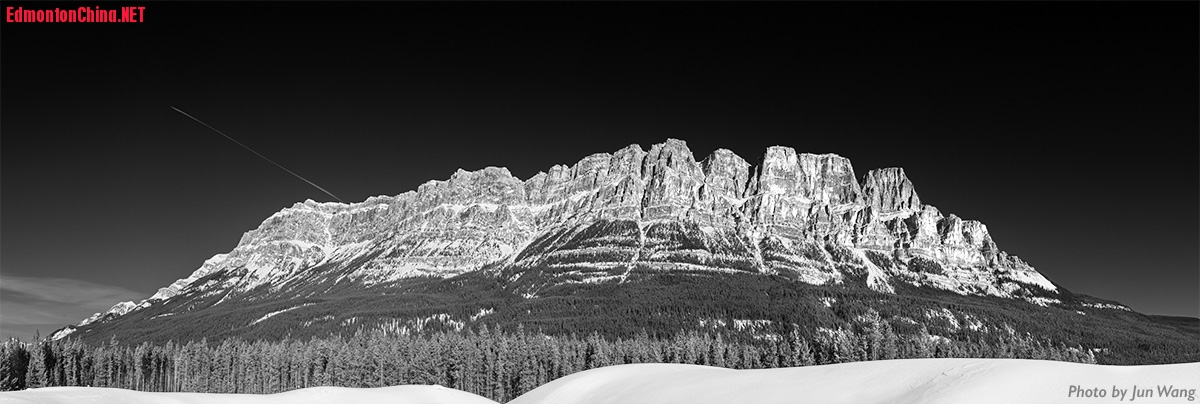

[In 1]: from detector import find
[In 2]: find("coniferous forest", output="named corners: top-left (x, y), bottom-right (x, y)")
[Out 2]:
top-left (2, 315), bottom-right (1094, 402)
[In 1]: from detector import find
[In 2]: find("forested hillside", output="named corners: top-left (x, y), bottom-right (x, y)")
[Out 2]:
top-left (67, 269), bottom-right (1199, 366)
top-left (2, 323), bottom-right (1093, 402)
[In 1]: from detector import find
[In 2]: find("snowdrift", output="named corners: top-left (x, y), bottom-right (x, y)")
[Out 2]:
top-left (511, 358), bottom-right (1200, 404)
top-left (0, 385), bottom-right (497, 404)
top-left (3, 358), bottom-right (1197, 404)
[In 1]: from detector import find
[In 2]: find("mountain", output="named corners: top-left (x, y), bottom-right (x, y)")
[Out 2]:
top-left (53, 139), bottom-right (1197, 364)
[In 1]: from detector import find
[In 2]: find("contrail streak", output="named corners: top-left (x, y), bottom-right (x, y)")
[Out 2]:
top-left (171, 106), bottom-right (345, 203)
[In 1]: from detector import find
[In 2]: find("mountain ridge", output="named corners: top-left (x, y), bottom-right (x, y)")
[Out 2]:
top-left (55, 138), bottom-right (1130, 347)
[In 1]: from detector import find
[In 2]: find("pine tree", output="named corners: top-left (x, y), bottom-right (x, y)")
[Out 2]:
top-left (44, 340), bottom-right (61, 387)
top-left (787, 328), bottom-right (803, 367)
top-left (797, 336), bottom-right (815, 366)
top-left (912, 325), bottom-right (934, 359)
top-left (61, 339), bottom-right (80, 387)
top-left (25, 337), bottom-right (45, 389)
top-left (764, 338), bottom-right (781, 368)
top-left (879, 320), bottom-right (898, 360)
top-left (0, 339), bottom-right (30, 390)
top-left (711, 333), bottom-right (728, 368)
top-left (516, 330), bottom-right (538, 394)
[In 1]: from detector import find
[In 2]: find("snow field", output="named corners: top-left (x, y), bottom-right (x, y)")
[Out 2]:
top-left (510, 358), bottom-right (1200, 404)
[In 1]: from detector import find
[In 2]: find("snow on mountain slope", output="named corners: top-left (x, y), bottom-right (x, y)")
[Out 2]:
top-left (510, 359), bottom-right (1200, 404)
top-left (76, 301), bottom-right (138, 327)
top-left (0, 385), bottom-right (498, 404)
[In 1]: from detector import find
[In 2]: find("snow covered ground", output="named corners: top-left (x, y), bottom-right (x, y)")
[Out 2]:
top-left (0, 385), bottom-right (497, 404)
top-left (2, 358), bottom-right (1197, 404)
top-left (511, 359), bottom-right (1200, 404)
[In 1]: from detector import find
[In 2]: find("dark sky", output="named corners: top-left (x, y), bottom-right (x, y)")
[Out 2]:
top-left (2, 2), bottom-right (1197, 341)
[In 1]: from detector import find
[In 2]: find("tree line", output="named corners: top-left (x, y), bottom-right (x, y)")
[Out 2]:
top-left (1, 312), bottom-right (1093, 401)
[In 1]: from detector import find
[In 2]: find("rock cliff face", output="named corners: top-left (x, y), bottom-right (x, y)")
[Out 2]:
top-left (73, 139), bottom-right (1061, 329)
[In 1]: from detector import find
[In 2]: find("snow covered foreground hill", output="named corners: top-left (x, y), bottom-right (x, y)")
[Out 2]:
top-left (513, 359), bottom-right (1200, 404)
top-left (4, 359), bottom-right (1197, 404)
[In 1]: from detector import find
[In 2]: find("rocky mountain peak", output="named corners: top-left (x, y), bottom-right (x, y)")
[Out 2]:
top-left (641, 139), bottom-right (705, 220)
top-left (697, 148), bottom-right (752, 225)
top-left (862, 167), bottom-right (921, 213)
